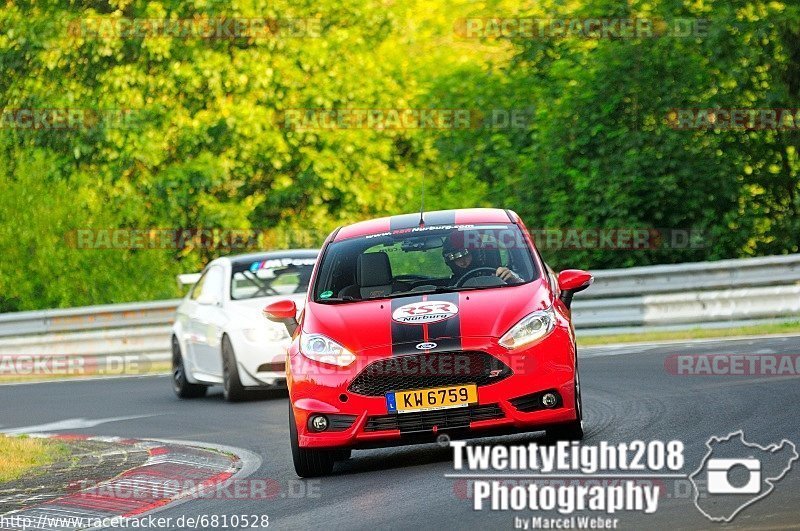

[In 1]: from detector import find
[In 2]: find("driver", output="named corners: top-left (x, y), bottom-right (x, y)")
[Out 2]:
top-left (442, 232), bottom-right (523, 285)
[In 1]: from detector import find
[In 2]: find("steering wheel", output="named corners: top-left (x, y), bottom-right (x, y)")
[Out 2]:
top-left (454, 267), bottom-right (498, 287)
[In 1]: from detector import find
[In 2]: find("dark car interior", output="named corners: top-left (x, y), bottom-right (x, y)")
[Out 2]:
top-left (318, 233), bottom-right (532, 301)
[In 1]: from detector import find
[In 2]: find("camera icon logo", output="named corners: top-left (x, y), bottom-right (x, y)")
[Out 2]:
top-left (690, 431), bottom-right (797, 522)
top-left (706, 458), bottom-right (761, 494)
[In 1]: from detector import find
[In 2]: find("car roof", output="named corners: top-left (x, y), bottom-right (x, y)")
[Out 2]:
top-left (334, 208), bottom-right (517, 241)
top-left (216, 249), bottom-right (319, 266)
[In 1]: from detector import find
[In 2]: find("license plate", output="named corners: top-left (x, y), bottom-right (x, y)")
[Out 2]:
top-left (386, 384), bottom-right (478, 414)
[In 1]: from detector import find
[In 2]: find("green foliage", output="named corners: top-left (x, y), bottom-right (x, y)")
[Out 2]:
top-left (0, 0), bottom-right (797, 310)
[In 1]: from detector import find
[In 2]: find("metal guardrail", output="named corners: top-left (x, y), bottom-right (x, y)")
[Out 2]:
top-left (0, 300), bottom-right (180, 338)
top-left (587, 253), bottom-right (800, 298)
top-left (0, 254), bottom-right (798, 374)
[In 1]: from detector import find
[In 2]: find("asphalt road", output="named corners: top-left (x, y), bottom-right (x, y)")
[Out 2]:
top-left (2, 335), bottom-right (799, 530)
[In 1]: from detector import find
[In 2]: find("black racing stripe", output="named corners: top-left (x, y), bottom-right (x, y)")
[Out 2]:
top-left (390, 296), bottom-right (425, 355)
top-left (389, 213), bottom-right (423, 231)
top-left (420, 210), bottom-right (456, 227)
top-left (425, 292), bottom-right (462, 352)
top-left (388, 210), bottom-right (456, 231)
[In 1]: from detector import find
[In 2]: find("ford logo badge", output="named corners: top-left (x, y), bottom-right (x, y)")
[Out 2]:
top-left (416, 342), bottom-right (437, 350)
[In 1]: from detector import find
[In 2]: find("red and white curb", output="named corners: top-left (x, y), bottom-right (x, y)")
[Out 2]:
top-left (0, 434), bottom-right (261, 531)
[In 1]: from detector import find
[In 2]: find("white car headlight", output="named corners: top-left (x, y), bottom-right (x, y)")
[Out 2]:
top-left (300, 333), bottom-right (356, 367)
top-left (243, 326), bottom-right (288, 343)
top-left (499, 307), bottom-right (556, 349)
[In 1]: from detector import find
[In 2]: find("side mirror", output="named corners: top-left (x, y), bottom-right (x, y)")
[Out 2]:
top-left (264, 300), bottom-right (299, 335)
top-left (557, 269), bottom-right (593, 309)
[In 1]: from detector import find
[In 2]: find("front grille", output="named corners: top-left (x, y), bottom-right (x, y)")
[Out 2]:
top-left (364, 404), bottom-right (504, 433)
top-left (348, 351), bottom-right (512, 397)
top-left (328, 414), bottom-right (358, 432)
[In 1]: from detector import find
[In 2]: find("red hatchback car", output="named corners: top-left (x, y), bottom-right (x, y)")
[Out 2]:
top-left (265, 208), bottom-right (593, 477)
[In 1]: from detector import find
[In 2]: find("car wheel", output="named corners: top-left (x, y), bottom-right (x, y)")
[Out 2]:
top-left (546, 364), bottom-right (584, 441)
top-left (289, 410), bottom-right (336, 477)
top-left (222, 335), bottom-right (247, 402)
top-left (172, 336), bottom-right (207, 399)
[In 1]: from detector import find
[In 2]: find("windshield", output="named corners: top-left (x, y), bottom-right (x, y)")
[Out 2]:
top-left (231, 255), bottom-right (316, 300)
top-left (313, 224), bottom-right (539, 302)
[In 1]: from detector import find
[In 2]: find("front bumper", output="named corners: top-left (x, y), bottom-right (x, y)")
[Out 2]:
top-left (288, 327), bottom-right (578, 449)
top-left (231, 330), bottom-right (290, 388)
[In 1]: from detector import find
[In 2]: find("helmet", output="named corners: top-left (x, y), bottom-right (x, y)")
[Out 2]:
top-left (442, 231), bottom-right (471, 263)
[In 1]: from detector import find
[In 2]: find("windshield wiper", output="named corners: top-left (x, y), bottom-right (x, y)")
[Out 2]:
top-left (315, 296), bottom-right (359, 303)
top-left (316, 286), bottom-right (488, 304)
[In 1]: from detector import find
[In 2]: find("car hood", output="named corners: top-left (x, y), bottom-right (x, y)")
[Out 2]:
top-left (302, 280), bottom-right (552, 353)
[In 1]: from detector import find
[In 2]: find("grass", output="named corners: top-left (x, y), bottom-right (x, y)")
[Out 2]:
top-left (577, 321), bottom-right (800, 347)
top-left (0, 436), bottom-right (68, 482)
top-left (0, 361), bottom-right (171, 384)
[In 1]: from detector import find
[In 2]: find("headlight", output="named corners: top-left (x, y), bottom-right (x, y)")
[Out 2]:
top-left (498, 307), bottom-right (556, 349)
top-left (243, 326), bottom-right (288, 343)
top-left (300, 333), bottom-right (356, 367)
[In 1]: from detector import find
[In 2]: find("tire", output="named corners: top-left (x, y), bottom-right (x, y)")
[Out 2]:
top-left (546, 364), bottom-right (584, 441)
top-left (222, 335), bottom-right (247, 402)
top-left (172, 336), bottom-right (207, 399)
top-left (289, 410), bottom-right (336, 477)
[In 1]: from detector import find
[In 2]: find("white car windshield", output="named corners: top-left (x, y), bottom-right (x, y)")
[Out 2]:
top-left (231, 254), bottom-right (317, 300)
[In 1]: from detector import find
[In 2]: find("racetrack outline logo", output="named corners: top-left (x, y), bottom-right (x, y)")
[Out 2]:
top-left (689, 430), bottom-right (798, 522)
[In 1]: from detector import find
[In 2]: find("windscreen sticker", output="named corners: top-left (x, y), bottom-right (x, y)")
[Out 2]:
top-left (364, 224), bottom-right (475, 239)
top-left (460, 224), bottom-right (509, 231)
top-left (320, 290), bottom-right (333, 299)
top-left (249, 257), bottom-right (316, 272)
top-left (392, 301), bottom-right (459, 324)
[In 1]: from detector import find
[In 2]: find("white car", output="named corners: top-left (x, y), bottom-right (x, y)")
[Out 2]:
top-left (171, 250), bottom-right (318, 401)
